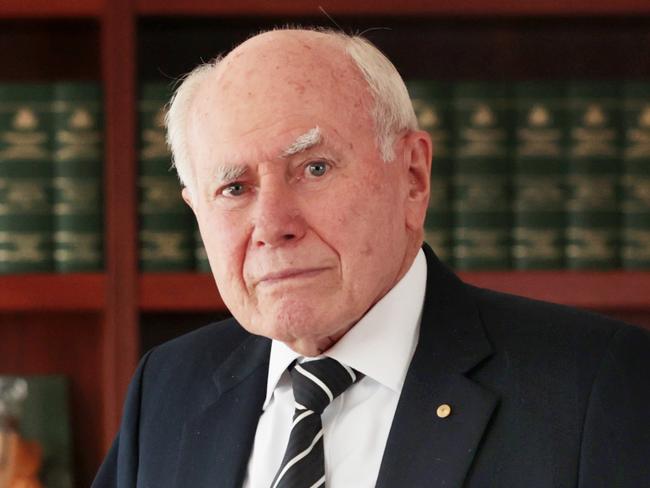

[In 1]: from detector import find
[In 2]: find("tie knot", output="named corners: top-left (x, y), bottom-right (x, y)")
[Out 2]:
top-left (290, 357), bottom-right (360, 414)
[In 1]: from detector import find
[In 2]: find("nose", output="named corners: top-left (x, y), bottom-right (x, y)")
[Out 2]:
top-left (251, 177), bottom-right (306, 248)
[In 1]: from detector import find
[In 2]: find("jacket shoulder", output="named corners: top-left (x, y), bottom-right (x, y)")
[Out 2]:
top-left (466, 284), bottom-right (637, 353)
top-left (138, 318), bottom-right (259, 414)
top-left (148, 317), bottom-right (251, 368)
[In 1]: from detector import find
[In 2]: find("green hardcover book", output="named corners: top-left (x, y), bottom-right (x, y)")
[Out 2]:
top-left (452, 82), bottom-right (512, 269)
top-left (0, 84), bottom-right (53, 273)
top-left (407, 80), bottom-right (453, 265)
top-left (566, 82), bottom-right (621, 269)
top-left (138, 82), bottom-right (194, 272)
top-left (52, 82), bottom-right (104, 272)
top-left (194, 226), bottom-right (211, 273)
top-left (512, 82), bottom-right (567, 269)
top-left (0, 375), bottom-right (74, 488)
top-left (621, 82), bottom-right (650, 269)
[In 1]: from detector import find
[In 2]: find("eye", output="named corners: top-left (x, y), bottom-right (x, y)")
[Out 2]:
top-left (305, 160), bottom-right (329, 178)
top-left (221, 182), bottom-right (247, 197)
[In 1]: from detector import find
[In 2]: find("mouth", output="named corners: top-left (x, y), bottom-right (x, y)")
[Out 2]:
top-left (256, 267), bottom-right (330, 286)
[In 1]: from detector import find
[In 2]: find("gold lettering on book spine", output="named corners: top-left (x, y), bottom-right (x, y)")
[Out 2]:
top-left (0, 106), bottom-right (48, 160)
top-left (0, 179), bottom-right (49, 214)
top-left (623, 230), bottom-right (650, 259)
top-left (0, 233), bottom-right (47, 262)
top-left (517, 105), bottom-right (562, 157)
top-left (513, 228), bottom-right (562, 259)
top-left (140, 107), bottom-right (170, 160)
top-left (454, 229), bottom-right (506, 259)
top-left (139, 177), bottom-right (185, 213)
top-left (566, 228), bottom-right (616, 259)
top-left (54, 232), bottom-right (101, 262)
top-left (140, 231), bottom-right (187, 260)
top-left (53, 178), bottom-right (100, 214)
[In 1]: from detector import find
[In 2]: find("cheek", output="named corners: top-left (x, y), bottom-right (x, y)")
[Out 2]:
top-left (313, 186), bottom-right (382, 261)
top-left (335, 178), bottom-right (405, 265)
top-left (198, 209), bottom-right (249, 282)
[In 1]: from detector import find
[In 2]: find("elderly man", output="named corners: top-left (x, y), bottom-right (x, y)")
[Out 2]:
top-left (93, 29), bottom-right (650, 488)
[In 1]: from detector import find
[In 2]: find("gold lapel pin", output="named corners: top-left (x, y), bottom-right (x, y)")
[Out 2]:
top-left (436, 403), bottom-right (452, 418)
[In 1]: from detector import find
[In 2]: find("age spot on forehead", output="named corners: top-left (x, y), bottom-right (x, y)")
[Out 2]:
top-left (288, 80), bottom-right (306, 95)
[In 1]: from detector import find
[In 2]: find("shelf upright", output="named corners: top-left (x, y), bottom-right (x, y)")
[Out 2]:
top-left (100, 0), bottom-right (139, 450)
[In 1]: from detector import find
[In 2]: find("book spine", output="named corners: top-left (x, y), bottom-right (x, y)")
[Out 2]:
top-left (621, 81), bottom-right (650, 269)
top-left (407, 81), bottom-right (453, 265)
top-left (566, 82), bottom-right (621, 269)
top-left (512, 82), bottom-right (567, 269)
top-left (0, 84), bottom-right (53, 273)
top-left (52, 82), bottom-right (104, 272)
top-left (139, 82), bottom-right (194, 272)
top-left (452, 82), bottom-right (512, 270)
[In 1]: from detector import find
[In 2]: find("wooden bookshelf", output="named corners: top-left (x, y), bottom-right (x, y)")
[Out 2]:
top-left (136, 0), bottom-right (650, 16)
top-left (2, 2), bottom-right (650, 486)
top-left (460, 271), bottom-right (650, 310)
top-left (2, 271), bottom-right (647, 313)
top-left (139, 273), bottom-right (224, 311)
top-left (0, 0), bottom-right (103, 18)
top-left (0, 275), bottom-right (105, 311)
top-left (136, 271), bottom-right (650, 312)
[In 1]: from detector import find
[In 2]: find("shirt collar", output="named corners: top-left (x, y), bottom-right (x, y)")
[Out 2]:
top-left (263, 249), bottom-right (427, 409)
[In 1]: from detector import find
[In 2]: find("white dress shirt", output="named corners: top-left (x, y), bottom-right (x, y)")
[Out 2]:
top-left (243, 249), bottom-right (427, 488)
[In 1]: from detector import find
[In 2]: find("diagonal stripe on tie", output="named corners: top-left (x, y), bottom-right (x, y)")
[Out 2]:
top-left (272, 429), bottom-right (324, 488)
top-left (270, 357), bottom-right (363, 488)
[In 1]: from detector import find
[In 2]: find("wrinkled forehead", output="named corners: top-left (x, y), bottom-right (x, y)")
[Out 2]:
top-left (190, 32), bottom-right (375, 138)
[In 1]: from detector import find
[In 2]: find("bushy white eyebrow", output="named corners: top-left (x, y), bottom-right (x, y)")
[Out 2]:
top-left (208, 126), bottom-right (321, 189)
top-left (281, 127), bottom-right (322, 157)
top-left (213, 164), bottom-right (248, 184)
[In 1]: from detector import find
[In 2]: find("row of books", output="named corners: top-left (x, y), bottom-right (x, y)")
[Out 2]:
top-left (409, 80), bottom-right (650, 269)
top-left (0, 82), bottom-right (210, 274)
top-left (143, 79), bottom-right (650, 271)
top-left (2, 80), bottom-right (650, 273)
top-left (0, 82), bottom-right (103, 274)
top-left (138, 83), bottom-right (209, 273)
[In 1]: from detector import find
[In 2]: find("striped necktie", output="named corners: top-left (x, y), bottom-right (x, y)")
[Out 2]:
top-left (270, 357), bottom-right (362, 488)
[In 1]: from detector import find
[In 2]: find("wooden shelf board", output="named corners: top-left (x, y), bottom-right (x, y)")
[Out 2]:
top-left (0, 0), bottom-right (103, 18)
top-left (459, 270), bottom-right (650, 310)
top-left (137, 0), bottom-right (650, 17)
top-left (139, 273), bottom-right (225, 311)
top-left (139, 271), bottom-right (650, 312)
top-left (0, 274), bottom-right (105, 311)
top-left (3, 272), bottom-right (648, 312)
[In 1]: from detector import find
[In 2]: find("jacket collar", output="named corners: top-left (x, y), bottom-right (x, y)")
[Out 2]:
top-left (173, 334), bottom-right (271, 488)
top-left (375, 244), bottom-right (498, 487)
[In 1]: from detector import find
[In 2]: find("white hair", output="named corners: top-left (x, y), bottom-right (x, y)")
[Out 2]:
top-left (165, 28), bottom-right (418, 192)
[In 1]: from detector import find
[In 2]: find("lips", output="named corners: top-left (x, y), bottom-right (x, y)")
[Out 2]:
top-left (255, 267), bottom-right (330, 286)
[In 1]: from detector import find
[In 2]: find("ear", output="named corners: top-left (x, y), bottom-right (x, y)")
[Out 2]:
top-left (401, 130), bottom-right (432, 231)
top-left (182, 187), bottom-right (196, 214)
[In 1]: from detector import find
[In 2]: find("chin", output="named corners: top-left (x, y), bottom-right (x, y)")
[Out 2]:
top-left (257, 302), bottom-right (343, 349)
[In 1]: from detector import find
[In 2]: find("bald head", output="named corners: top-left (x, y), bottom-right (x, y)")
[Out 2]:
top-left (190, 30), bottom-right (374, 164)
top-left (166, 28), bottom-right (418, 192)
top-left (218, 29), bottom-right (354, 81)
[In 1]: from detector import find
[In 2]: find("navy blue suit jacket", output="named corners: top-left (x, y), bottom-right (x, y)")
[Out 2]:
top-left (93, 245), bottom-right (650, 487)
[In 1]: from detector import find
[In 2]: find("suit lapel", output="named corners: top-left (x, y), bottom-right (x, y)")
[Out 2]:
top-left (173, 334), bottom-right (271, 488)
top-left (376, 246), bottom-right (498, 488)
